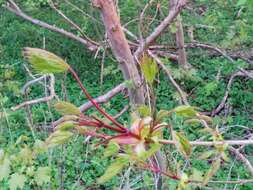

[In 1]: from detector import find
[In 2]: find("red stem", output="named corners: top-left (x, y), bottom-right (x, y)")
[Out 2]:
top-left (79, 120), bottom-right (125, 133)
top-left (68, 67), bottom-right (127, 132)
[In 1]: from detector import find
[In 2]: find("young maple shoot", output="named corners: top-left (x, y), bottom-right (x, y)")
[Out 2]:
top-left (22, 47), bottom-right (231, 187)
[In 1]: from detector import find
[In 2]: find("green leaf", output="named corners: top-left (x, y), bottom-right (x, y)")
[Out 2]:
top-left (9, 173), bottom-right (26, 190)
top-left (202, 158), bottom-right (221, 186)
top-left (137, 105), bottom-right (151, 117)
top-left (0, 158), bottom-right (11, 181)
top-left (97, 155), bottom-right (129, 184)
top-left (103, 141), bottom-right (120, 158)
top-left (140, 54), bottom-right (158, 84)
top-left (55, 121), bottom-right (77, 131)
top-left (34, 167), bottom-right (51, 186)
top-left (46, 131), bottom-right (73, 148)
top-left (15, 135), bottom-right (29, 145)
top-left (173, 132), bottom-right (192, 157)
top-left (141, 143), bottom-right (162, 160)
top-left (173, 105), bottom-right (197, 117)
top-left (54, 101), bottom-right (81, 116)
top-left (23, 47), bottom-right (69, 74)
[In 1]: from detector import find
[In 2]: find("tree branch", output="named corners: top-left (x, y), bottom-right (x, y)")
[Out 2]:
top-left (53, 83), bottom-right (126, 127)
top-left (12, 74), bottom-right (56, 111)
top-left (5, 0), bottom-right (98, 51)
top-left (159, 139), bottom-right (253, 146)
top-left (228, 146), bottom-right (253, 176)
top-left (135, 0), bottom-right (187, 58)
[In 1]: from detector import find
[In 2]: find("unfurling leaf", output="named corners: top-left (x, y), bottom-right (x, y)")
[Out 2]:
top-left (137, 105), bottom-right (151, 117)
top-left (97, 155), bottom-right (129, 184)
top-left (173, 105), bottom-right (197, 117)
top-left (46, 131), bottom-right (73, 148)
top-left (140, 54), bottom-right (158, 84)
top-left (202, 158), bottom-right (221, 186)
top-left (23, 47), bottom-right (69, 74)
top-left (0, 158), bottom-right (10, 181)
top-left (103, 141), bottom-right (120, 158)
top-left (173, 132), bottom-right (192, 157)
top-left (55, 121), bottom-right (77, 131)
top-left (9, 173), bottom-right (26, 190)
top-left (34, 167), bottom-right (51, 186)
top-left (156, 110), bottom-right (169, 123)
top-left (54, 101), bottom-right (81, 116)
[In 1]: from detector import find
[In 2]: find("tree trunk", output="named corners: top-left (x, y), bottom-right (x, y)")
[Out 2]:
top-left (170, 0), bottom-right (190, 69)
top-left (92, 0), bottom-right (145, 108)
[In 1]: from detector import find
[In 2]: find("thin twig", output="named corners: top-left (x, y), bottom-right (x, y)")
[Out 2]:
top-left (135, 0), bottom-right (187, 58)
top-left (148, 50), bottom-right (189, 105)
top-left (48, 0), bottom-right (99, 46)
top-left (12, 74), bottom-right (56, 111)
top-left (159, 139), bottom-right (253, 146)
top-left (228, 146), bottom-right (253, 176)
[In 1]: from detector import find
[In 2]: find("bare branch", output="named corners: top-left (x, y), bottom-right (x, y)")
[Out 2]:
top-left (53, 83), bottom-right (126, 126)
top-left (159, 139), bottom-right (253, 146)
top-left (148, 50), bottom-right (189, 105)
top-left (48, 0), bottom-right (99, 46)
top-left (185, 42), bottom-right (235, 63)
top-left (113, 105), bottom-right (129, 119)
top-left (211, 70), bottom-right (253, 116)
top-left (5, 0), bottom-right (98, 51)
top-left (170, 0), bottom-right (190, 69)
top-left (228, 146), bottom-right (253, 176)
top-left (135, 0), bottom-right (187, 58)
top-left (12, 74), bottom-right (56, 111)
